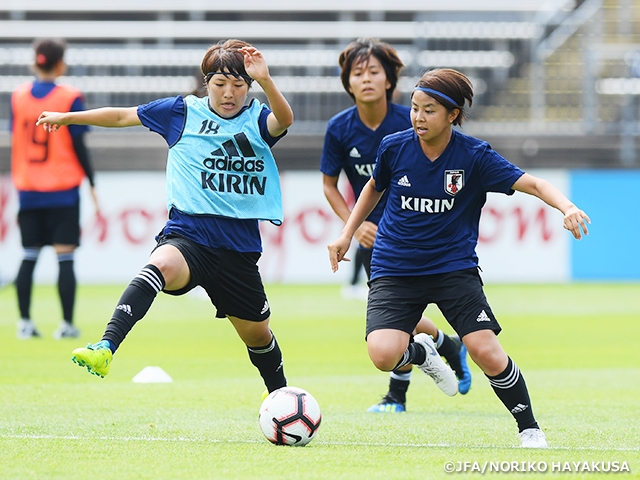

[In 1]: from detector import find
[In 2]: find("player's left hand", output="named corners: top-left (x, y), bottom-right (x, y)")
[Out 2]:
top-left (563, 207), bottom-right (590, 240)
top-left (240, 46), bottom-right (269, 82)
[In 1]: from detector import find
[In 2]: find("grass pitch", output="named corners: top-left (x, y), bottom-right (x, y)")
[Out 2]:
top-left (0, 282), bottom-right (639, 479)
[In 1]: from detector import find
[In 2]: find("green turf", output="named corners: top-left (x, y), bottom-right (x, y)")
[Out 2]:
top-left (0, 282), bottom-right (638, 479)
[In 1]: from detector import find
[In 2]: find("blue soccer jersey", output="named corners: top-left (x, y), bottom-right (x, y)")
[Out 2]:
top-left (320, 103), bottom-right (411, 226)
top-left (370, 128), bottom-right (525, 279)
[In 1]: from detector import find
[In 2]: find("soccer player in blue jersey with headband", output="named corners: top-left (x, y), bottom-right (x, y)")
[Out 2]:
top-left (321, 38), bottom-right (471, 412)
top-left (37, 39), bottom-right (293, 397)
top-left (328, 67), bottom-right (590, 448)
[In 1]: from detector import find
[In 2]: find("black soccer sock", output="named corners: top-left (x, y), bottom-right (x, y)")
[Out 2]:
top-left (57, 252), bottom-right (76, 323)
top-left (15, 248), bottom-right (40, 319)
top-left (486, 357), bottom-right (539, 432)
top-left (436, 332), bottom-right (463, 379)
top-left (247, 333), bottom-right (287, 393)
top-left (102, 264), bottom-right (165, 352)
top-left (350, 248), bottom-right (364, 285)
top-left (388, 370), bottom-right (411, 404)
top-left (393, 339), bottom-right (426, 370)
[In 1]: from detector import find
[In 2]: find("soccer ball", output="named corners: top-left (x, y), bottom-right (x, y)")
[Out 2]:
top-left (259, 386), bottom-right (322, 446)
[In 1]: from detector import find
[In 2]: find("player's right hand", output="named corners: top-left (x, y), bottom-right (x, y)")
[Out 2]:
top-left (36, 111), bottom-right (67, 131)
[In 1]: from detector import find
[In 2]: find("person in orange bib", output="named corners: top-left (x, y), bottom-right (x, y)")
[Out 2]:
top-left (10, 38), bottom-right (99, 340)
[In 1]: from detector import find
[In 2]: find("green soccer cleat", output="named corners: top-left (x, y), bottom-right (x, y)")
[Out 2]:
top-left (72, 340), bottom-right (113, 378)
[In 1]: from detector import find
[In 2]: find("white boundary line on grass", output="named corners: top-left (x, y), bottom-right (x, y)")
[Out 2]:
top-left (2, 433), bottom-right (639, 452)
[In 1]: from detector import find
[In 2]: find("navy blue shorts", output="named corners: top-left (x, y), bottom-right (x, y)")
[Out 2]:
top-left (18, 205), bottom-right (80, 247)
top-left (366, 267), bottom-right (501, 340)
top-left (154, 233), bottom-right (270, 322)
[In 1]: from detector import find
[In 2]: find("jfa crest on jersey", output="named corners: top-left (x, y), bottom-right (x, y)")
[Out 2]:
top-left (445, 170), bottom-right (464, 196)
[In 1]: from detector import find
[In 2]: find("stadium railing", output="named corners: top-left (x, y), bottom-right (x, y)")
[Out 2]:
top-left (6, 0), bottom-right (634, 168)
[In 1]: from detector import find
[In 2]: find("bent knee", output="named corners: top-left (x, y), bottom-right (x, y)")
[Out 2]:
top-left (467, 343), bottom-right (507, 374)
top-left (368, 348), bottom-right (402, 372)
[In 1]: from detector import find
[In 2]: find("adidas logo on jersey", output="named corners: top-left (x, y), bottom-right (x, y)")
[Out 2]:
top-left (397, 175), bottom-right (411, 187)
top-left (510, 403), bottom-right (529, 414)
top-left (116, 304), bottom-right (133, 316)
top-left (199, 131), bottom-right (269, 196)
top-left (476, 310), bottom-right (491, 322)
top-left (349, 147), bottom-right (361, 158)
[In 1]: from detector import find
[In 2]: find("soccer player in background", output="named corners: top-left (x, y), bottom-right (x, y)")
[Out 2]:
top-left (10, 38), bottom-right (99, 340)
top-left (328, 67), bottom-right (591, 448)
top-left (321, 38), bottom-right (471, 412)
top-left (37, 39), bottom-right (293, 395)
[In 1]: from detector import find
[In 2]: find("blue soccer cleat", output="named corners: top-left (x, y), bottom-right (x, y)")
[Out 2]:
top-left (367, 394), bottom-right (406, 413)
top-left (452, 336), bottom-right (472, 395)
top-left (456, 343), bottom-right (472, 394)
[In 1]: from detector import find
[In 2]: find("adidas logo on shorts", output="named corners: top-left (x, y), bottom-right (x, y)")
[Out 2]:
top-left (261, 301), bottom-right (270, 315)
top-left (476, 310), bottom-right (491, 322)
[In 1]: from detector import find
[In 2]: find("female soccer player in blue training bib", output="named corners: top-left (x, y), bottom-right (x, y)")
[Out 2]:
top-left (328, 68), bottom-right (590, 448)
top-left (321, 38), bottom-right (471, 412)
top-left (37, 39), bottom-right (294, 396)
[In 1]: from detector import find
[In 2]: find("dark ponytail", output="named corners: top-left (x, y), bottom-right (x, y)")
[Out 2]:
top-left (33, 38), bottom-right (66, 72)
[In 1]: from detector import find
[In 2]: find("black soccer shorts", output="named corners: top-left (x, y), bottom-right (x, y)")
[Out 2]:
top-left (366, 267), bottom-right (502, 339)
top-left (18, 204), bottom-right (80, 247)
top-left (154, 233), bottom-right (270, 322)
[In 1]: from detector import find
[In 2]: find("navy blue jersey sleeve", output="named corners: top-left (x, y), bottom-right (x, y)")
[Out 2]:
top-left (372, 138), bottom-right (393, 192)
top-left (68, 96), bottom-right (89, 137)
top-left (478, 147), bottom-right (525, 194)
top-left (320, 120), bottom-right (344, 177)
top-left (137, 96), bottom-right (186, 147)
top-left (258, 105), bottom-right (287, 148)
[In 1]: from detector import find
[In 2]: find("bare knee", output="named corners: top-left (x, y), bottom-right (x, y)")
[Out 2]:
top-left (464, 331), bottom-right (508, 376)
top-left (369, 350), bottom-right (399, 371)
top-left (229, 316), bottom-right (272, 347)
top-left (367, 329), bottom-right (410, 372)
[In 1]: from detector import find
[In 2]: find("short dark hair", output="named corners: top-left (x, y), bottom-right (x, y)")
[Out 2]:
top-left (33, 38), bottom-right (66, 72)
top-left (338, 38), bottom-right (404, 102)
top-left (413, 68), bottom-right (474, 126)
top-left (201, 39), bottom-right (253, 87)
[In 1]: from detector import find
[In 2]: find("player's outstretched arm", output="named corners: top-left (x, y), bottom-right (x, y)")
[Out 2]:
top-left (512, 172), bottom-right (591, 240)
top-left (240, 46), bottom-right (293, 137)
top-left (323, 174), bottom-right (378, 249)
top-left (37, 107), bottom-right (142, 131)
top-left (328, 178), bottom-right (383, 272)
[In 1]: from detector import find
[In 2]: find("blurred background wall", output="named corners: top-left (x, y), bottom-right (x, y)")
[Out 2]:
top-left (1, 0), bottom-right (638, 282)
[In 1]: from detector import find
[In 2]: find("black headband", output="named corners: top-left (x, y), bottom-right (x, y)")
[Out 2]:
top-left (204, 71), bottom-right (253, 86)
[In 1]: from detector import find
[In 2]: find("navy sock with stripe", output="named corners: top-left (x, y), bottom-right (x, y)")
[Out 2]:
top-left (16, 247), bottom-right (40, 320)
top-left (57, 252), bottom-right (76, 323)
top-left (486, 357), bottom-right (539, 432)
top-left (247, 334), bottom-right (287, 393)
top-left (102, 264), bottom-right (165, 352)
